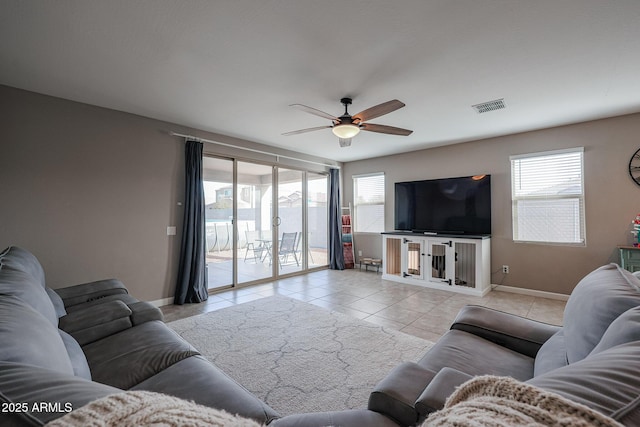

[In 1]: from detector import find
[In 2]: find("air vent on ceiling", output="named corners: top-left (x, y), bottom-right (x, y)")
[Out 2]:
top-left (472, 98), bottom-right (506, 114)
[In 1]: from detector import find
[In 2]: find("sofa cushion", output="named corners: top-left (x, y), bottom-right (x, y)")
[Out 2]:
top-left (0, 246), bottom-right (46, 287)
top-left (48, 390), bottom-right (266, 427)
top-left (0, 266), bottom-right (58, 326)
top-left (58, 329), bottom-right (92, 380)
top-left (562, 263), bottom-right (640, 363)
top-left (46, 286), bottom-right (67, 317)
top-left (0, 361), bottom-right (121, 425)
top-left (63, 292), bottom-right (139, 313)
top-left (590, 306), bottom-right (640, 356)
top-left (417, 329), bottom-right (535, 381)
top-left (0, 296), bottom-right (74, 375)
top-left (59, 299), bottom-right (134, 345)
top-left (54, 278), bottom-right (129, 308)
top-left (82, 320), bottom-right (199, 389)
top-left (533, 330), bottom-right (568, 376)
top-left (270, 409), bottom-right (399, 427)
top-left (131, 355), bottom-right (280, 424)
top-left (528, 341), bottom-right (640, 425)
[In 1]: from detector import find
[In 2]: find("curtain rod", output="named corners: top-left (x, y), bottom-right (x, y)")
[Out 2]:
top-left (170, 132), bottom-right (340, 169)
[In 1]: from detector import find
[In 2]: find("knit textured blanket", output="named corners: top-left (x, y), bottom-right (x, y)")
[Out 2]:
top-left (423, 375), bottom-right (622, 427)
top-left (46, 391), bottom-right (263, 427)
top-left (46, 376), bottom-right (621, 426)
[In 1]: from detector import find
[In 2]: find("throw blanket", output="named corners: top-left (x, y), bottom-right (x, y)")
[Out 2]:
top-left (424, 375), bottom-right (622, 427)
top-left (46, 391), bottom-right (263, 427)
top-left (47, 376), bottom-right (621, 426)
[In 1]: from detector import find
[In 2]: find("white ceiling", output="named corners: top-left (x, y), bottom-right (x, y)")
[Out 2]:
top-left (2, 1), bottom-right (640, 162)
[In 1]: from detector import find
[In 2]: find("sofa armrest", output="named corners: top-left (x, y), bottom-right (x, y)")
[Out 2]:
top-left (54, 279), bottom-right (129, 308)
top-left (129, 301), bottom-right (164, 325)
top-left (59, 300), bottom-right (133, 345)
top-left (415, 367), bottom-right (473, 417)
top-left (450, 305), bottom-right (561, 358)
top-left (368, 362), bottom-right (437, 426)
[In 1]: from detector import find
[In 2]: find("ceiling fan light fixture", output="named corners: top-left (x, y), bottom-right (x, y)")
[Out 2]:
top-left (332, 124), bottom-right (360, 139)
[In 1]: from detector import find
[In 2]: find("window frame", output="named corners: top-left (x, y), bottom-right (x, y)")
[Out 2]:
top-left (352, 172), bottom-right (385, 234)
top-left (510, 147), bottom-right (586, 246)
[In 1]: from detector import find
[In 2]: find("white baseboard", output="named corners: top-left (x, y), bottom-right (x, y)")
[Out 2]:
top-left (150, 297), bottom-right (174, 307)
top-left (491, 284), bottom-right (569, 301)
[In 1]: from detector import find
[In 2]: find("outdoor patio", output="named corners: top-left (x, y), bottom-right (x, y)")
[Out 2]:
top-left (206, 248), bottom-right (328, 289)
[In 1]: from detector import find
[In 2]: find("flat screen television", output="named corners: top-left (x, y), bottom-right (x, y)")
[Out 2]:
top-left (394, 175), bottom-right (491, 235)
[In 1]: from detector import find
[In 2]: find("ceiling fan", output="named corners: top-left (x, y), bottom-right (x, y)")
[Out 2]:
top-left (282, 97), bottom-right (413, 147)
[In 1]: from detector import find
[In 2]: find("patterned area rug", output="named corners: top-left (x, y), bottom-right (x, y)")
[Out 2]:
top-left (168, 295), bottom-right (434, 416)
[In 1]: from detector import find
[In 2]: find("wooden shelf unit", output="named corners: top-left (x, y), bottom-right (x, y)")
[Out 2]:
top-left (341, 204), bottom-right (355, 269)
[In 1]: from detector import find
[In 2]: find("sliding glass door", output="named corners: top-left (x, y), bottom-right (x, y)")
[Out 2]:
top-left (307, 172), bottom-right (328, 268)
top-left (276, 168), bottom-right (303, 275)
top-left (236, 161), bottom-right (274, 284)
top-left (203, 155), bottom-right (329, 291)
top-left (203, 157), bottom-right (234, 290)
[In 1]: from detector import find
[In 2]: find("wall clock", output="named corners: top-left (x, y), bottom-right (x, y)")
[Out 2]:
top-left (631, 148), bottom-right (640, 186)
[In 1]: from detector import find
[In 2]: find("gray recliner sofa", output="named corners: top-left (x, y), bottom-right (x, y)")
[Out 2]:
top-left (2, 245), bottom-right (640, 426)
top-left (368, 263), bottom-right (640, 426)
top-left (0, 246), bottom-right (279, 426)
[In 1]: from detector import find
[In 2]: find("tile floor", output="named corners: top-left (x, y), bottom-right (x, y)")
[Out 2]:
top-left (161, 268), bottom-right (566, 342)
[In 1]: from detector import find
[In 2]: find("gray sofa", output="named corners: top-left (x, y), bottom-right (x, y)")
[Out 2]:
top-left (0, 246), bottom-right (279, 426)
top-left (2, 245), bottom-right (640, 426)
top-left (368, 263), bottom-right (640, 426)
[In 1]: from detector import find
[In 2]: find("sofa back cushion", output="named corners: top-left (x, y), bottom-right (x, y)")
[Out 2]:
top-left (0, 266), bottom-right (58, 326)
top-left (58, 329), bottom-right (92, 380)
top-left (46, 286), bottom-right (67, 318)
top-left (563, 263), bottom-right (640, 363)
top-left (0, 246), bottom-right (46, 287)
top-left (533, 330), bottom-right (568, 377)
top-left (528, 341), bottom-right (640, 426)
top-left (589, 306), bottom-right (640, 356)
top-left (0, 296), bottom-right (74, 376)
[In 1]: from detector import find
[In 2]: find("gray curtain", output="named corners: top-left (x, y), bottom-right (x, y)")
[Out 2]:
top-left (174, 140), bottom-right (208, 304)
top-left (329, 168), bottom-right (345, 270)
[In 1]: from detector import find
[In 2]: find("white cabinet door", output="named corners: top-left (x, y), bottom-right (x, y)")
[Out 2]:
top-left (401, 237), bottom-right (425, 279)
top-left (427, 239), bottom-right (456, 286)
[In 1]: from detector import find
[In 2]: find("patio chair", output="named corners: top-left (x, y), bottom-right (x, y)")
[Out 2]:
top-left (244, 230), bottom-right (266, 263)
top-left (297, 232), bottom-right (315, 264)
top-left (278, 232), bottom-right (299, 267)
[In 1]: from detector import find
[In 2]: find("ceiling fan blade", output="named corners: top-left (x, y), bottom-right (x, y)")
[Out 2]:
top-left (338, 138), bottom-right (352, 147)
top-left (353, 99), bottom-right (405, 122)
top-left (290, 104), bottom-right (338, 121)
top-left (361, 123), bottom-right (413, 136)
top-left (282, 125), bottom-right (331, 136)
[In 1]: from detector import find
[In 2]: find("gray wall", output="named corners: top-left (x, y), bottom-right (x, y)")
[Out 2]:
top-left (3, 83), bottom-right (638, 299)
top-left (343, 113), bottom-right (640, 295)
top-left (0, 85), bottom-right (335, 302)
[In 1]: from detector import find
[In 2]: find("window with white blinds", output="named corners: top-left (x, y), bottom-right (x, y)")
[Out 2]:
top-left (511, 148), bottom-right (585, 245)
top-left (353, 173), bottom-right (385, 233)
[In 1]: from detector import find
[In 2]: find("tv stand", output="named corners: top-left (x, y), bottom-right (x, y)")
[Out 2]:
top-left (381, 232), bottom-right (491, 296)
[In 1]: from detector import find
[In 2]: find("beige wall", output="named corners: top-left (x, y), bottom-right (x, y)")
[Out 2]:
top-left (343, 113), bottom-right (640, 295)
top-left (0, 85), bottom-right (335, 301)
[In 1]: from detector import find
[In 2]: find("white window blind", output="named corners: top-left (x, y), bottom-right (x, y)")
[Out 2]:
top-left (511, 148), bottom-right (585, 245)
top-left (353, 173), bottom-right (385, 233)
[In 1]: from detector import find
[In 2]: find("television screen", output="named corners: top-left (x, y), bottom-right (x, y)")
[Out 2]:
top-left (394, 175), bottom-right (491, 235)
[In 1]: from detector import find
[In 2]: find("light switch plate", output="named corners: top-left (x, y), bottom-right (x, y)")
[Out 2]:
top-left (167, 226), bottom-right (176, 236)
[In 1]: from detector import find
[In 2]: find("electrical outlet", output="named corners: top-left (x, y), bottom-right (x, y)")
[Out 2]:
top-left (502, 265), bottom-right (509, 274)
top-left (358, 250), bottom-right (363, 256)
